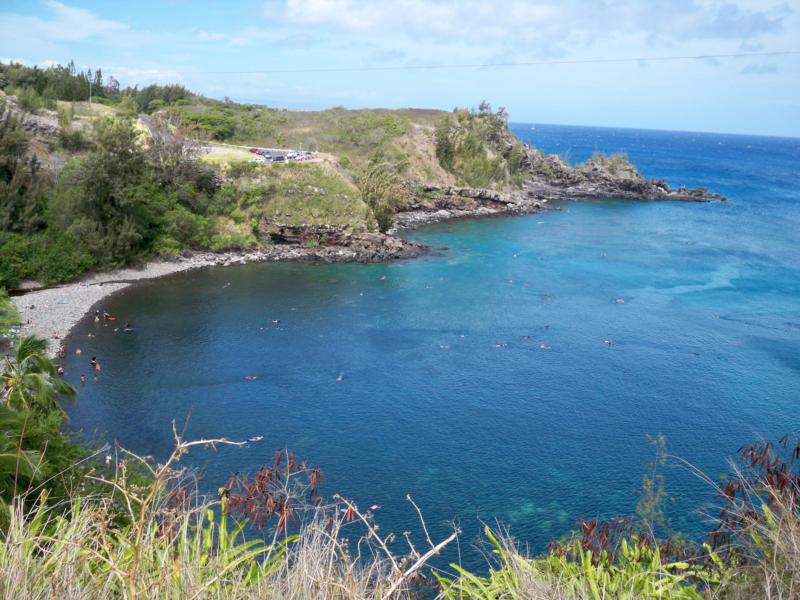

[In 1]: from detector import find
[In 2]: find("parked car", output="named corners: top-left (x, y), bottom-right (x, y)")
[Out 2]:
top-left (273, 155), bottom-right (286, 162)
top-left (249, 156), bottom-right (266, 163)
top-left (248, 148), bottom-right (261, 154)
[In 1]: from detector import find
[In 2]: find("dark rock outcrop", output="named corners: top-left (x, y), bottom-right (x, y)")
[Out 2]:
top-left (262, 222), bottom-right (425, 262)
top-left (393, 146), bottom-right (724, 229)
top-left (522, 149), bottom-right (724, 203)
top-left (3, 95), bottom-right (60, 142)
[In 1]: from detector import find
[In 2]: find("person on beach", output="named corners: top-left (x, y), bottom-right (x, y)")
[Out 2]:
top-left (94, 310), bottom-right (100, 323)
top-left (57, 366), bottom-right (64, 375)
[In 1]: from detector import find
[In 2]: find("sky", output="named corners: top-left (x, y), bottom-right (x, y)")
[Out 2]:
top-left (0, 0), bottom-right (798, 136)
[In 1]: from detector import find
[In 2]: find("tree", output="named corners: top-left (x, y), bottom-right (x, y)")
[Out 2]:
top-left (0, 403), bottom-right (42, 503)
top-left (1, 336), bottom-right (75, 414)
top-left (357, 157), bottom-right (403, 233)
top-left (0, 99), bottom-right (47, 234)
top-left (104, 75), bottom-right (120, 97)
top-left (92, 68), bottom-right (103, 97)
top-left (118, 94), bottom-right (138, 118)
top-left (52, 117), bottom-right (158, 266)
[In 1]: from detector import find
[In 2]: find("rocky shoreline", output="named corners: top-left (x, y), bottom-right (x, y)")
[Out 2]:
top-left (11, 234), bottom-right (425, 356)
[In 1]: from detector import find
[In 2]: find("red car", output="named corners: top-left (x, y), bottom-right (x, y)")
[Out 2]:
top-left (248, 148), bottom-right (261, 154)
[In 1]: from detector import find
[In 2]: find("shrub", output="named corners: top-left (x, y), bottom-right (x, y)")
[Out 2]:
top-left (15, 86), bottom-right (43, 112)
top-left (434, 105), bottom-right (528, 189)
top-left (209, 216), bottom-right (256, 250)
top-left (0, 232), bottom-right (95, 288)
top-left (357, 158), bottom-right (404, 233)
top-left (160, 205), bottom-right (210, 248)
top-left (438, 527), bottom-right (714, 599)
top-left (151, 235), bottom-right (182, 256)
top-left (59, 127), bottom-right (88, 151)
top-left (181, 111), bottom-right (235, 140)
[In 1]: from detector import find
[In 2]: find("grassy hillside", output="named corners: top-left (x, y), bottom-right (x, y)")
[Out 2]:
top-left (176, 100), bottom-right (455, 185)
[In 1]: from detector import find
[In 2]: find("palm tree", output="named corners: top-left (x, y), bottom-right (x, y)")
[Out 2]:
top-left (1, 336), bottom-right (75, 414)
top-left (0, 403), bottom-right (42, 503)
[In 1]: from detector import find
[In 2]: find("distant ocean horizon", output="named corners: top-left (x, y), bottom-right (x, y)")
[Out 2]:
top-left (511, 121), bottom-right (800, 141)
top-left (64, 123), bottom-right (800, 568)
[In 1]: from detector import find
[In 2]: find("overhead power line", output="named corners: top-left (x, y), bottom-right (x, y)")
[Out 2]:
top-left (168, 50), bottom-right (800, 75)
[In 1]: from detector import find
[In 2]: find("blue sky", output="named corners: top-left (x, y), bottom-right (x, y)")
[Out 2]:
top-left (1, 0), bottom-right (798, 136)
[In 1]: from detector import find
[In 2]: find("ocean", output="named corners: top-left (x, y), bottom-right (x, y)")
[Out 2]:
top-left (63, 123), bottom-right (800, 566)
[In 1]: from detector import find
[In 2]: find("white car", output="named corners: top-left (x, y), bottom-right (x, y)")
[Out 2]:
top-left (249, 156), bottom-right (267, 163)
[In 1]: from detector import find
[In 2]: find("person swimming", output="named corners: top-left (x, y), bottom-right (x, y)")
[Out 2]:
top-left (80, 375), bottom-right (86, 385)
top-left (89, 357), bottom-right (97, 368)
top-left (122, 323), bottom-right (133, 332)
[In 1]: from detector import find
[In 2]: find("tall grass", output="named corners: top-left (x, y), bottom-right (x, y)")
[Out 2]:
top-left (0, 425), bottom-right (458, 600)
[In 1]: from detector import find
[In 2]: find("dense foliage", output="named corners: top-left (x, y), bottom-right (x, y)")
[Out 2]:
top-left (0, 60), bottom-right (190, 115)
top-left (0, 98), bottom-right (280, 288)
top-left (0, 336), bottom-right (87, 511)
top-left (0, 100), bottom-right (47, 233)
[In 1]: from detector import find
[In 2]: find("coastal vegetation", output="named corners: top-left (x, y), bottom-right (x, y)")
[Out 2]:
top-left (0, 291), bottom-right (17, 348)
top-left (435, 102), bottom-right (529, 189)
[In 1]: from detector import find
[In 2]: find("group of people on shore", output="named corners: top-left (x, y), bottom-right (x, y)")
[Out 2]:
top-left (54, 307), bottom-right (135, 386)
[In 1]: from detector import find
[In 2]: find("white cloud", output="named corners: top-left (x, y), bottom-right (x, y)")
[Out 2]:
top-left (0, 1), bottom-right (129, 43)
top-left (262, 0), bottom-right (793, 55)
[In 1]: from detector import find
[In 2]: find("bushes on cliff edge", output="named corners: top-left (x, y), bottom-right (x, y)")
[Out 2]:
top-left (434, 102), bottom-right (527, 189)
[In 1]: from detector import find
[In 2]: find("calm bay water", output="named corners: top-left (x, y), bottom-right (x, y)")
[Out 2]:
top-left (64, 124), bottom-right (800, 564)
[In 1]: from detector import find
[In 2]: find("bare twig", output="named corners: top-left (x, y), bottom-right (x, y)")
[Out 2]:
top-left (382, 529), bottom-right (460, 600)
top-left (407, 493), bottom-right (434, 549)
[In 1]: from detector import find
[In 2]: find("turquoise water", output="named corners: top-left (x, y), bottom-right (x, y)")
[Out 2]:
top-left (63, 124), bottom-right (800, 564)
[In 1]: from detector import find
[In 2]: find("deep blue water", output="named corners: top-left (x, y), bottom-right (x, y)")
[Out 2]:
top-left (63, 124), bottom-right (800, 566)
